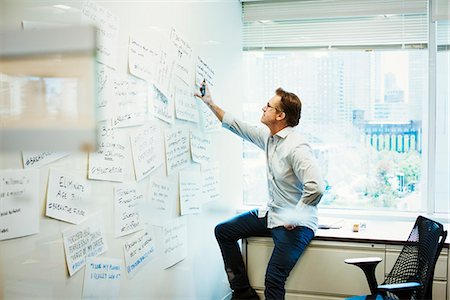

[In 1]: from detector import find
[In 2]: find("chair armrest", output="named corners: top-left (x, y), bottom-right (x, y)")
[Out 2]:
top-left (344, 257), bottom-right (383, 295)
top-left (378, 282), bottom-right (421, 292)
top-left (344, 257), bottom-right (383, 265)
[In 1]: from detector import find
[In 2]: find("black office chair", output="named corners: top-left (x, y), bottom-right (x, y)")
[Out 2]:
top-left (344, 215), bottom-right (447, 300)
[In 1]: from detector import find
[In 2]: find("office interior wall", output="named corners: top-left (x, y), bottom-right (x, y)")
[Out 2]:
top-left (0, 0), bottom-right (243, 299)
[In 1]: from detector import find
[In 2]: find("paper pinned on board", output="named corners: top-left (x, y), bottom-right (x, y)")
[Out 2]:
top-left (162, 217), bottom-right (187, 269)
top-left (114, 182), bottom-right (144, 238)
top-left (164, 127), bottom-right (190, 175)
top-left (0, 169), bottom-right (39, 241)
top-left (46, 169), bottom-right (91, 224)
top-left (123, 228), bottom-right (156, 278)
top-left (62, 213), bottom-right (108, 276)
top-left (179, 170), bottom-right (202, 215)
top-left (82, 257), bottom-right (122, 299)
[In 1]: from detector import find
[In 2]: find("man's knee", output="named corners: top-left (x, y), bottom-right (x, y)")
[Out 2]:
top-left (214, 222), bottom-right (229, 241)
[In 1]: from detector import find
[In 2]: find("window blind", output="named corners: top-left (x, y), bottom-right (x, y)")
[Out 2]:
top-left (242, 0), bottom-right (428, 50)
top-left (437, 20), bottom-right (450, 49)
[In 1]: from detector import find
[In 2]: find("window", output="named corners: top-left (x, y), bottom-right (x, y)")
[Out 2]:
top-left (241, 0), bottom-right (449, 214)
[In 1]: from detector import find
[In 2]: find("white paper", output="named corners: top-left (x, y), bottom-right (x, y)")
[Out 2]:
top-left (162, 218), bottom-right (187, 269)
top-left (174, 77), bottom-right (199, 123)
top-left (82, 257), bottom-right (121, 299)
top-left (195, 56), bottom-right (221, 131)
top-left (130, 123), bottom-right (164, 181)
top-left (114, 183), bottom-right (144, 237)
top-left (0, 169), bottom-right (39, 241)
top-left (200, 104), bottom-right (222, 132)
top-left (22, 152), bottom-right (69, 168)
top-left (170, 28), bottom-right (193, 85)
top-left (62, 214), bottom-right (108, 276)
top-left (81, 0), bottom-right (119, 69)
top-left (202, 163), bottom-right (220, 203)
top-left (46, 169), bottom-right (91, 224)
top-left (152, 85), bottom-right (174, 124)
top-left (190, 131), bottom-right (212, 165)
top-left (96, 64), bottom-right (115, 121)
top-left (148, 177), bottom-right (175, 224)
top-left (89, 122), bottom-right (127, 182)
top-left (164, 127), bottom-right (190, 175)
top-left (196, 55), bottom-right (215, 88)
top-left (179, 171), bottom-right (201, 215)
top-left (123, 228), bottom-right (156, 278)
top-left (129, 35), bottom-right (160, 83)
top-left (112, 75), bottom-right (147, 128)
top-left (155, 38), bottom-right (176, 98)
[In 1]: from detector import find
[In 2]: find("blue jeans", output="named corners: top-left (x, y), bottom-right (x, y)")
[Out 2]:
top-left (214, 209), bottom-right (314, 300)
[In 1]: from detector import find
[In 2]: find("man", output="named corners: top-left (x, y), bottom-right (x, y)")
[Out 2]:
top-left (195, 84), bottom-right (324, 300)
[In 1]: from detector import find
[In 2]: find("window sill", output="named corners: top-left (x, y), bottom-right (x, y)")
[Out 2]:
top-left (237, 205), bottom-right (449, 225)
top-left (318, 207), bottom-right (449, 225)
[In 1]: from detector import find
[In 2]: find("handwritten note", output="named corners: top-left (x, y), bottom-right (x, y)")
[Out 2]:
top-left (152, 85), bottom-right (174, 124)
top-left (164, 127), bottom-right (190, 175)
top-left (202, 163), bottom-right (220, 203)
top-left (62, 214), bottom-right (108, 276)
top-left (148, 178), bottom-right (175, 224)
top-left (190, 131), bottom-right (212, 165)
top-left (112, 75), bottom-right (147, 128)
top-left (114, 183), bottom-right (144, 237)
top-left (22, 152), bottom-right (69, 168)
top-left (82, 257), bottom-right (121, 299)
top-left (174, 77), bottom-right (199, 123)
top-left (130, 123), bottom-right (164, 181)
top-left (163, 218), bottom-right (187, 269)
top-left (155, 38), bottom-right (176, 98)
top-left (96, 64), bottom-right (115, 121)
top-left (170, 28), bottom-right (193, 85)
top-left (195, 56), bottom-right (221, 131)
top-left (196, 55), bottom-right (215, 88)
top-left (123, 228), bottom-right (156, 278)
top-left (179, 171), bottom-right (201, 215)
top-left (81, 0), bottom-right (119, 69)
top-left (129, 36), bottom-right (159, 83)
top-left (0, 169), bottom-right (39, 241)
top-left (89, 122), bottom-right (127, 182)
top-left (46, 169), bottom-right (91, 224)
top-left (200, 103), bottom-right (222, 132)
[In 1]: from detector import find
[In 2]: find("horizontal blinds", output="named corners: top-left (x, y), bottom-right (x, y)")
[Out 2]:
top-left (437, 20), bottom-right (450, 48)
top-left (242, 0), bottom-right (427, 22)
top-left (242, 0), bottom-right (428, 50)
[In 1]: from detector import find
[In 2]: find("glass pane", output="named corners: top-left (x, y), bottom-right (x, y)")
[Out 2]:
top-left (0, 27), bottom-right (96, 152)
top-left (242, 50), bottom-right (427, 211)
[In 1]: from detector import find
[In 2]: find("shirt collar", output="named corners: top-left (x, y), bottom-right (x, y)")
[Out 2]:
top-left (274, 126), bottom-right (294, 139)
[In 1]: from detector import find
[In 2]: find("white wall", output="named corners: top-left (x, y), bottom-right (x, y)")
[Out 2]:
top-left (0, 0), bottom-right (244, 299)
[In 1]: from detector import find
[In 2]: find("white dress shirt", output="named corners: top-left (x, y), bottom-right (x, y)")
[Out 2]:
top-left (222, 113), bottom-right (325, 233)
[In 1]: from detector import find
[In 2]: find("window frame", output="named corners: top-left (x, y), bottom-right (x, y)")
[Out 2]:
top-left (240, 0), bottom-right (449, 220)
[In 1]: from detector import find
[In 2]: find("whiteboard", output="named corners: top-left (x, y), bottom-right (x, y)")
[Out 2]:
top-left (0, 1), bottom-right (244, 299)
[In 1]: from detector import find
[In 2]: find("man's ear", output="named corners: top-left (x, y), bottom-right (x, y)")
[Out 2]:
top-left (276, 112), bottom-right (286, 121)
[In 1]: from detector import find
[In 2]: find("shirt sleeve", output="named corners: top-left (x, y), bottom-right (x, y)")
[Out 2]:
top-left (290, 144), bottom-right (325, 206)
top-left (222, 112), bottom-right (269, 150)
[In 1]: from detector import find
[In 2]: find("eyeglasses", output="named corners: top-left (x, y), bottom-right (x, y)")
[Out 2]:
top-left (265, 102), bottom-right (284, 112)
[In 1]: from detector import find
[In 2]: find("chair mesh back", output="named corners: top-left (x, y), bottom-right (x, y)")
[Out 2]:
top-left (383, 216), bottom-right (446, 299)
